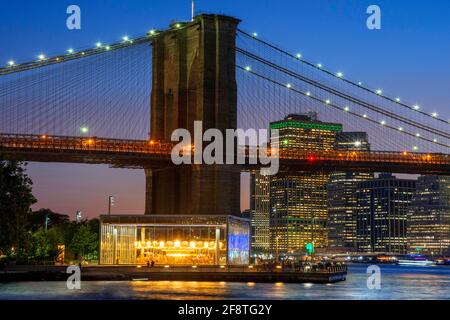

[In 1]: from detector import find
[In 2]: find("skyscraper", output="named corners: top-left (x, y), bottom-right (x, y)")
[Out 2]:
top-left (269, 113), bottom-right (342, 256)
top-left (356, 173), bottom-right (416, 254)
top-left (408, 175), bottom-right (450, 256)
top-left (250, 172), bottom-right (271, 254)
top-left (327, 132), bottom-right (373, 253)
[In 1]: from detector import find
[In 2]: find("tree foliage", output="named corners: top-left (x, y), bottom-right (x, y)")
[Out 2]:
top-left (69, 224), bottom-right (98, 260)
top-left (0, 158), bottom-right (100, 264)
top-left (29, 228), bottom-right (64, 262)
top-left (0, 160), bottom-right (36, 257)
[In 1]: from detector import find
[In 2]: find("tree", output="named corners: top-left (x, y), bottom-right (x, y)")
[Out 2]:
top-left (29, 228), bottom-right (64, 263)
top-left (69, 224), bottom-right (98, 261)
top-left (87, 218), bottom-right (99, 234)
top-left (0, 159), bottom-right (36, 257)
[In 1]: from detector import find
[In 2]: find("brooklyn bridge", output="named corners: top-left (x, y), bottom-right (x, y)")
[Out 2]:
top-left (1, 14), bottom-right (449, 216)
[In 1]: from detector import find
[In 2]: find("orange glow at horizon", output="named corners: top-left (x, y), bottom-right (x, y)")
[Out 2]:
top-left (27, 163), bottom-right (251, 220)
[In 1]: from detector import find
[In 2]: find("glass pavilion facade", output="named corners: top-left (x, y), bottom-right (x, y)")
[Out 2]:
top-left (100, 215), bottom-right (250, 266)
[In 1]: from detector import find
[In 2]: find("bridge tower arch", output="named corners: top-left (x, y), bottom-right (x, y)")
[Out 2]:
top-left (146, 14), bottom-right (241, 215)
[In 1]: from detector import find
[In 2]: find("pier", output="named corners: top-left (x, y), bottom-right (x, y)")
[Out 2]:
top-left (0, 264), bottom-right (347, 284)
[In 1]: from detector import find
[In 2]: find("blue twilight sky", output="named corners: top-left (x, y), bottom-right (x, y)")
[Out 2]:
top-left (1, 0), bottom-right (449, 219)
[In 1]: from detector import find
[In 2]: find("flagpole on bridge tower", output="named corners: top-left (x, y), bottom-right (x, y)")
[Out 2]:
top-left (191, 0), bottom-right (195, 21)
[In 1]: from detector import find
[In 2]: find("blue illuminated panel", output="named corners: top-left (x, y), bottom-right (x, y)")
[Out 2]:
top-left (227, 218), bottom-right (250, 265)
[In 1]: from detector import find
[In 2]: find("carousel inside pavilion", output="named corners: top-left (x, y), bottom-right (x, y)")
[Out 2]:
top-left (99, 215), bottom-right (250, 266)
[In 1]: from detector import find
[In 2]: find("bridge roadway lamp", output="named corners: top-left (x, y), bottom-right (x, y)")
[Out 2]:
top-left (80, 126), bottom-right (89, 134)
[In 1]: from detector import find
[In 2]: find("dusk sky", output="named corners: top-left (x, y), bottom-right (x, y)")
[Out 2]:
top-left (1, 0), bottom-right (449, 219)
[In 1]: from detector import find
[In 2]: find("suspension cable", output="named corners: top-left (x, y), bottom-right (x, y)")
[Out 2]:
top-left (237, 47), bottom-right (450, 140)
top-left (0, 35), bottom-right (152, 76)
top-left (237, 29), bottom-right (450, 126)
top-left (236, 65), bottom-right (448, 149)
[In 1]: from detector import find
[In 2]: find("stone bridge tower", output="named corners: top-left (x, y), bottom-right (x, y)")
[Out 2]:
top-left (145, 14), bottom-right (241, 215)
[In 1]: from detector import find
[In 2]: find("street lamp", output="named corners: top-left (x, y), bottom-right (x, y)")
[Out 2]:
top-left (75, 211), bottom-right (82, 223)
top-left (275, 235), bottom-right (281, 264)
top-left (108, 195), bottom-right (115, 216)
top-left (311, 216), bottom-right (316, 260)
top-left (44, 213), bottom-right (50, 233)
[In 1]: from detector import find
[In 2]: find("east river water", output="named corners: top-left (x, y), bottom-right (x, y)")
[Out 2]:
top-left (1, 264), bottom-right (449, 300)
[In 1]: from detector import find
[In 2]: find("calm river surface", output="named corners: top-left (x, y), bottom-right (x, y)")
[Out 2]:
top-left (1, 264), bottom-right (449, 300)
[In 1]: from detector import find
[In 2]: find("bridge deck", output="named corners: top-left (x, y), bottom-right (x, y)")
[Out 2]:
top-left (0, 134), bottom-right (449, 174)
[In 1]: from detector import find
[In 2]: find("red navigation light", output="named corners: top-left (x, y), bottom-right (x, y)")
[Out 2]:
top-left (307, 154), bottom-right (317, 164)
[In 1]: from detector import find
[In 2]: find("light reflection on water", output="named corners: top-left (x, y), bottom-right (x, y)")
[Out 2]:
top-left (0, 264), bottom-right (449, 300)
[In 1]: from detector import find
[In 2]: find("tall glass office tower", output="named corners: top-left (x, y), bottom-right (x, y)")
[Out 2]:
top-left (327, 132), bottom-right (373, 253)
top-left (408, 175), bottom-right (450, 256)
top-left (269, 113), bottom-right (342, 255)
top-left (356, 173), bottom-right (416, 254)
top-left (250, 171), bottom-right (271, 255)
